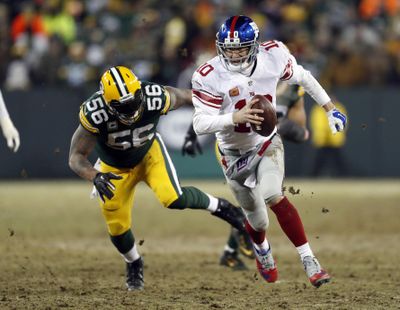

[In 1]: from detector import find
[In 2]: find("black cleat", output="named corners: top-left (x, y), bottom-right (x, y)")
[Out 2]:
top-left (126, 257), bottom-right (144, 291)
top-left (234, 208), bottom-right (255, 259)
top-left (236, 229), bottom-right (255, 259)
top-left (220, 250), bottom-right (248, 271)
top-left (212, 198), bottom-right (246, 232)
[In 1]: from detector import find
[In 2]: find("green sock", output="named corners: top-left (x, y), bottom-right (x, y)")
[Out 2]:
top-left (168, 186), bottom-right (210, 210)
top-left (227, 229), bottom-right (239, 249)
top-left (110, 229), bottom-right (135, 254)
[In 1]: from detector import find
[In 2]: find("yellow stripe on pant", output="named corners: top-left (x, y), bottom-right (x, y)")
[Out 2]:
top-left (99, 135), bottom-right (181, 236)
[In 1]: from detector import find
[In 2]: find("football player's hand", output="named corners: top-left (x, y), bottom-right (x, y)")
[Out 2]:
top-left (326, 109), bottom-right (347, 134)
top-left (232, 98), bottom-right (264, 125)
top-left (182, 133), bottom-right (202, 157)
top-left (93, 172), bottom-right (122, 202)
top-left (0, 116), bottom-right (20, 152)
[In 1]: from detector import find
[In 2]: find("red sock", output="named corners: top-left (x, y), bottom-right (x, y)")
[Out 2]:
top-left (270, 197), bottom-right (307, 247)
top-left (245, 219), bottom-right (265, 245)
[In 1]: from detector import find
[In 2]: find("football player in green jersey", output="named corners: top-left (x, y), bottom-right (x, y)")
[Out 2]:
top-left (182, 82), bottom-right (310, 270)
top-left (68, 66), bottom-right (247, 291)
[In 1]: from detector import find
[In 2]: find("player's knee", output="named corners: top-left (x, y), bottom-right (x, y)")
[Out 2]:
top-left (167, 194), bottom-right (186, 209)
top-left (108, 221), bottom-right (129, 236)
top-left (246, 210), bottom-right (269, 231)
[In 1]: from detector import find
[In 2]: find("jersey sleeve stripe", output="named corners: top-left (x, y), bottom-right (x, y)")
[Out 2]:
top-left (280, 59), bottom-right (294, 81)
top-left (193, 94), bottom-right (221, 109)
top-left (161, 89), bottom-right (171, 114)
top-left (192, 90), bottom-right (223, 104)
top-left (79, 109), bottom-right (99, 133)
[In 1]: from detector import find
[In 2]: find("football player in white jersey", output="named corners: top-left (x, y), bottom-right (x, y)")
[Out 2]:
top-left (0, 89), bottom-right (20, 152)
top-left (182, 82), bottom-right (310, 271)
top-left (191, 15), bottom-right (347, 287)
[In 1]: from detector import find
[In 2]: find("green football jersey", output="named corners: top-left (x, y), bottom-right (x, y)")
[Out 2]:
top-left (79, 81), bottom-right (171, 168)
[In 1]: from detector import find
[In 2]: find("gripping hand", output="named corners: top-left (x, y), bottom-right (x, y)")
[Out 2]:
top-left (93, 172), bottom-right (122, 202)
top-left (0, 117), bottom-right (20, 152)
top-left (182, 133), bottom-right (202, 157)
top-left (326, 109), bottom-right (347, 134)
top-left (182, 124), bottom-right (202, 157)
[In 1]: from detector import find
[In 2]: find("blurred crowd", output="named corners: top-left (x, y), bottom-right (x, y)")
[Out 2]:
top-left (1, 0), bottom-right (400, 94)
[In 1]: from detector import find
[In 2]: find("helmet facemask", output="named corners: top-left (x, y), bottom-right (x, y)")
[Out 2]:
top-left (108, 89), bottom-right (144, 125)
top-left (216, 40), bottom-right (259, 72)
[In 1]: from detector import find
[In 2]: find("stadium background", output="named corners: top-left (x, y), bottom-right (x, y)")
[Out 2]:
top-left (1, 0), bottom-right (400, 178)
top-left (1, 1), bottom-right (400, 309)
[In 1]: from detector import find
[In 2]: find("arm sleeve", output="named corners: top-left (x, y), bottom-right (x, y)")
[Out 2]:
top-left (272, 42), bottom-right (331, 106)
top-left (191, 75), bottom-right (234, 135)
top-left (0, 90), bottom-right (10, 119)
top-left (278, 117), bottom-right (307, 143)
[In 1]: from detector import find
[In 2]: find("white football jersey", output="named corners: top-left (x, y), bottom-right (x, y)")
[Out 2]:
top-left (192, 41), bottom-right (295, 151)
top-left (192, 40), bottom-right (300, 152)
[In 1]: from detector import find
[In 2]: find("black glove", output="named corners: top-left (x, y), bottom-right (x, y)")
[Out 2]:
top-left (93, 172), bottom-right (122, 202)
top-left (182, 123), bottom-right (202, 157)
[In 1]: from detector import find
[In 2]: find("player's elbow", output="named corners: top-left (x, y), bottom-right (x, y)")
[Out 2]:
top-left (193, 115), bottom-right (207, 135)
top-left (68, 153), bottom-right (77, 172)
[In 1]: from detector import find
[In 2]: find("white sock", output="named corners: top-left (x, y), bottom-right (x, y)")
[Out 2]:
top-left (206, 194), bottom-right (219, 213)
top-left (253, 239), bottom-right (270, 253)
top-left (121, 244), bottom-right (140, 263)
top-left (224, 245), bottom-right (235, 253)
top-left (296, 242), bottom-right (314, 261)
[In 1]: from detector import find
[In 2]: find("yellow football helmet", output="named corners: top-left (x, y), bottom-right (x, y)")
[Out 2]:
top-left (100, 66), bottom-right (144, 125)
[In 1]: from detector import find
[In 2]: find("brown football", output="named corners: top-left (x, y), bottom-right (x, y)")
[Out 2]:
top-left (250, 94), bottom-right (277, 137)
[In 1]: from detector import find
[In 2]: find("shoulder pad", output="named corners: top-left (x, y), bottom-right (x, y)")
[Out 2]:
top-left (79, 93), bottom-right (109, 134)
top-left (141, 82), bottom-right (170, 115)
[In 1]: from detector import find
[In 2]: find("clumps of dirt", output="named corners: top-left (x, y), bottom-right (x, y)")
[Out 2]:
top-left (282, 186), bottom-right (300, 195)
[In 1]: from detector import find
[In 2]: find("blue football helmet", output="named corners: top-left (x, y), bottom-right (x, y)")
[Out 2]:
top-left (216, 15), bottom-right (259, 72)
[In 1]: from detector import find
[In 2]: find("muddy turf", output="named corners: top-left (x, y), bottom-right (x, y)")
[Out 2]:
top-left (0, 180), bottom-right (399, 309)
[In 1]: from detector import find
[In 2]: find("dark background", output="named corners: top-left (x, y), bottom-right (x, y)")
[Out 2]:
top-left (1, 0), bottom-right (400, 179)
top-left (1, 86), bottom-right (398, 179)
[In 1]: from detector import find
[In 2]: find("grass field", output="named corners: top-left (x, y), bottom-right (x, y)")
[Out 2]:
top-left (0, 179), bottom-right (399, 309)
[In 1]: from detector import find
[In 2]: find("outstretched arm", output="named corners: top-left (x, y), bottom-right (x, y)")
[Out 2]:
top-left (0, 90), bottom-right (20, 152)
top-left (165, 86), bottom-right (192, 110)
top-left (278, 96), bottom-right (309, 143)
top-left (69, 125), bottom-right (122, 202)
top-left (182, 122), bottom-right (203, 157)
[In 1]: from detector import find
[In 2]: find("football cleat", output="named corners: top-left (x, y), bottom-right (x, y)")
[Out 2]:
top-left (254, 247), bottom-right (278, 283)
top-left (126, 257), bottom-right (144, 291)
top-left (212, 198), bottom-right (246, 233)
top-left (220, 250), bottom-right (248, 271)
top-left (238, 232), bottom-right (255, 259)
top-left (302, 256), bottom-right (331, 288)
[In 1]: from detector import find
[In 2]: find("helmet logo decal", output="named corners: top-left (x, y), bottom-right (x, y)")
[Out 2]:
top-left (229, 15), bottom-right (240, 38)
top-left (110, 67), bottom-right (129, 97)
top-left (249, 22), bottom-right (259, 38)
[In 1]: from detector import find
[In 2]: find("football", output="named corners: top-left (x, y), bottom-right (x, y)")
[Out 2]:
top-left (250, 94), bottom-right (277, 137)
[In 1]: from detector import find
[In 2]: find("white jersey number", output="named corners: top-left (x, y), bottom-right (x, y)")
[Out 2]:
top-left (145, 85), bottom-right (163, 111)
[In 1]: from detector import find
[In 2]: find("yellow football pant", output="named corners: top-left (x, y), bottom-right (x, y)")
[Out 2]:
top-left (99, 134), bottom-right (182, 236)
